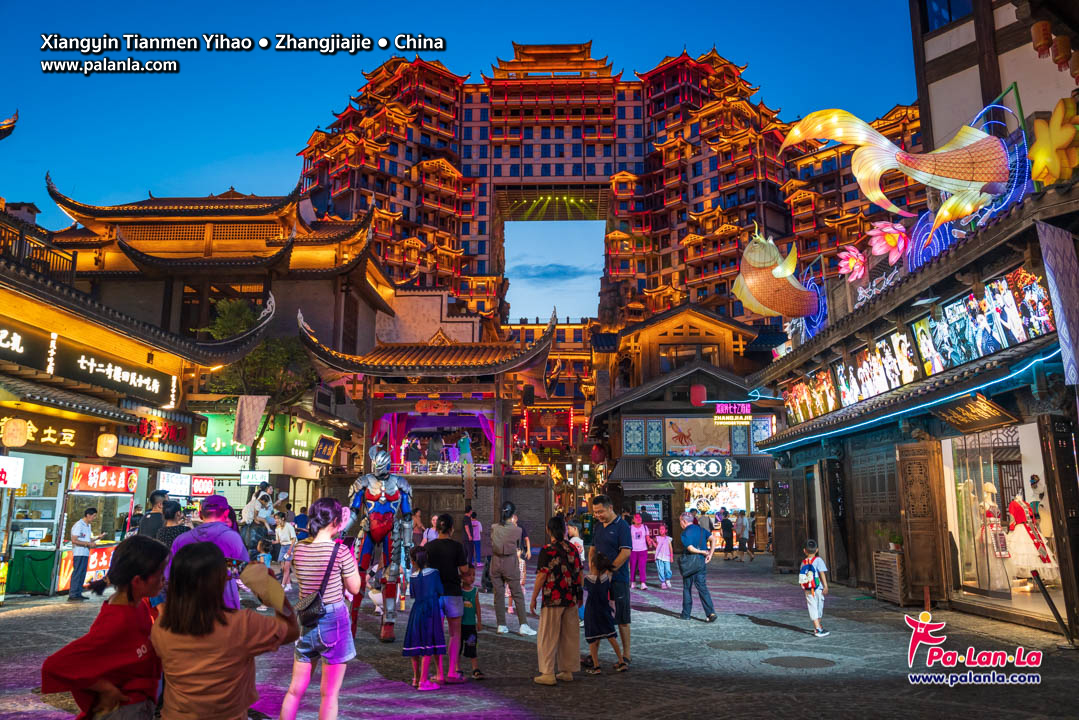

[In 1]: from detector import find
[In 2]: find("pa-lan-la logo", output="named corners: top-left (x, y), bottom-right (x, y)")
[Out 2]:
top-left (905, 611), bottom-right (1043, 669)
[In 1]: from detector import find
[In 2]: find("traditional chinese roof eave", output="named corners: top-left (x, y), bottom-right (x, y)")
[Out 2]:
top-left (0, 373), bottom-right (140, 425)
top-left (46, 174), bottom-right (303, 230)
top-left (590, 360), bottom-right (751, 422)
top-left (298, 308), bottom-right (556, 377)
top-left (0, 257), bottom-right (277, 366)
top-left (747, 178), bottom-right (1079, 389)
top-left (116, 237), bottom-right (294, 277)
top-left (0, 109), bottom-right (16, 141)
top-left (618, 303), bottom-right (758, 341)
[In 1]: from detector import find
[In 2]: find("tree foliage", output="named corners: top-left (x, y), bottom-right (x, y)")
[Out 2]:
top-left (201, 298), bottom-right (318, 468)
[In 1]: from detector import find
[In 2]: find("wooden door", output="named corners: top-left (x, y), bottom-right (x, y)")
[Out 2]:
top-left (896, 441), bottom-right (948, 601)
top-left (820, 458), bottom-right (851, 583)
top-left (770, 468), bottom-right (804, 572)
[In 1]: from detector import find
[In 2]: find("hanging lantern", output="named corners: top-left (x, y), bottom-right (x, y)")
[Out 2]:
top-left (1052, 35), bottom-right (1072, 71)
top-left (96, 432), bottom-right (118, 458)
top-left (1071, 50), bottom-right (1079, 85)
top-left (1032, 21), bottom-right (1053, 58)
top-left (1, 418), bottom-right (28, 448)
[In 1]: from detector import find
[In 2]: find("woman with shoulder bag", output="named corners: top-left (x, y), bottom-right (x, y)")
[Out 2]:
top-left (280, 497), bottom-right (362, 720)
top-left (678, 512), bottom-right (716, 622)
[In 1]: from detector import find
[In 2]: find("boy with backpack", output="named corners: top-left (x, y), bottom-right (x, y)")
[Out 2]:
top-left (799, 539), bottom-right (830, 637)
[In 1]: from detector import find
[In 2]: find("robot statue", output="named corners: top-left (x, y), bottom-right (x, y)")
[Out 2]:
top-left (348, 445), bottom-right (413, 642)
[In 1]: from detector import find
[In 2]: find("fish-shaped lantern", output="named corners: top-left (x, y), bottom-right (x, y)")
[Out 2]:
top-left (732, 224), bottom-right (820, 318)
top-left (780, 109), bottom-right (1021, 242)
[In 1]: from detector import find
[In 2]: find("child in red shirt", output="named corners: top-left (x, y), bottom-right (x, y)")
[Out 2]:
top-left (41, 535), bottom-right (169, 719)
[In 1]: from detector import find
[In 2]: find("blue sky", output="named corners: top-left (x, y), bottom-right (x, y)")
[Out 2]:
top-left (1, 0), bottom-right (916, 318)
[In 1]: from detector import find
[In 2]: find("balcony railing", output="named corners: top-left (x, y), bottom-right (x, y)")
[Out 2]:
top-left (0, 228), bottom-right (77, 286)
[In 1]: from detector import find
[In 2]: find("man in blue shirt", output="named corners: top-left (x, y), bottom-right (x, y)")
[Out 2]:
top-left (679, 512), bottom-right (716, 622)
top-left (293, 505), bottom-right (309, 540)
top-left (589, 494), bottom-right (634, 662)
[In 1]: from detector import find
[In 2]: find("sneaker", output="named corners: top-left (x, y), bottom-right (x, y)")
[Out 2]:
top-left (579, 619), bottom-right (585, 627)
top-left (517, 624), bottom-right (537, 636)
top-left (814, 628), bottom-right (830, 637)
top-left (283, 583), bottom-right (292, 592)
top-left (67, 595), bottom-right (87, 602)
top-left (533, 674), bottom-right (557, 686)
top-left (639, 583), bottom-right (648, 590)
top-left (256, 605), bottom-right (269, 612)
top-left (496, 625), bottom-right (510, 634)
top-left (555, 672), bottom-right (574, 682)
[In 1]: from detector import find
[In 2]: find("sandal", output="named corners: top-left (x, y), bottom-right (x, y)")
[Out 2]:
top-left (585, 666), bottom-right (602, 675)
top-left (472, 669), bottom-right (486, 680)
top-left (614, 661), bottom-right (629, 672)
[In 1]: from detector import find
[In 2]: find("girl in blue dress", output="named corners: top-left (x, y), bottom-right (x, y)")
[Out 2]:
top-left (403, 547), bottom-right (446, 690)
top-left (583, 552), bottom-right (626, 674)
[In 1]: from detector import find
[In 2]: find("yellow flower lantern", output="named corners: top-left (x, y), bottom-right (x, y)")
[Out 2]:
top-left (1, 418), bottom-right (28, 448)
top-left (1032, 21), bottom-right (1052, 58)
top-left (1052, 35), bottom-right (1072, 71)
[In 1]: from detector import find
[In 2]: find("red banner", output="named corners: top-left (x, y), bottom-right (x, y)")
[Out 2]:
top-left (191, 475), bottom-right (215, 497)
top-left (57, 545), bottom-right (117, 592)
top-left (69, 463), bottom-right (139, 493)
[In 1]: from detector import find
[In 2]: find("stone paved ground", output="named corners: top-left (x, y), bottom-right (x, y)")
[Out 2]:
top-left (2, 555), bottom-right (1078, 719)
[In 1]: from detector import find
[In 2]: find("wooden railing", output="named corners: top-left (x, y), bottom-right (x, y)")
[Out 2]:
top-left (0, 226), bottom-right (77, 285)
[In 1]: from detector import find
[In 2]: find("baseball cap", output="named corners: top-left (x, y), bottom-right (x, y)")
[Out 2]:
top-left (200, 495), bottom-right (231, 517)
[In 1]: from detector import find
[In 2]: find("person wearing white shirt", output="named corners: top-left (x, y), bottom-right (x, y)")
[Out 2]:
top-left (69, 508), bottom-right (104, 601)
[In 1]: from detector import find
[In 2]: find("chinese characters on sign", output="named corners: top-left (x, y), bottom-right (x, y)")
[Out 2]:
top-left (311, 435), bottom-right (341, 465)
top-left (155, 471), bottom-right (191, 496)
top-left (931, 394), bottom-right (1019, 433)
top-left (69, 463), bottom-right (139, 493)
top-left (0, 415), bottom-right (78, 448)
top-left (57, 545), bottom-right (117, 592)
top-left (125, 416), bottom-right (188, 443)
top-left (652, 457), bottom-right (742, 480)
top-left (713, 403), bottom-right (752, 426)
top-left (0, 455), bottom-right (25, 488)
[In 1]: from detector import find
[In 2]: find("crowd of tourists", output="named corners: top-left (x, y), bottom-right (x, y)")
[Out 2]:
top-left (43, 485), bottom-right (831, 718)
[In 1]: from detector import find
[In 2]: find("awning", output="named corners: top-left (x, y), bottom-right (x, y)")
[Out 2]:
top-left (0, 373), bottom-right (138, 424)
top-left (622, 479), bottom-right (675, 494)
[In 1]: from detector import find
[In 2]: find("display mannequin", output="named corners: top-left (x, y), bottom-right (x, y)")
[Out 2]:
top-left (1005, 492), bottom-right (1059, 584)
top-left (978, 482), bottom-right (1011, 592)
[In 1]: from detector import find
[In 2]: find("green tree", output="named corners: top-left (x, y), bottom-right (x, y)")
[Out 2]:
top-left (201, 298), bottom-right (318, 469)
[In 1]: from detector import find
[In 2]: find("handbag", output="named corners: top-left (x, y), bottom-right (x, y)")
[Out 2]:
top-left (295, 543), bottom-right (340, 629)
top-left (678, 552), bottom-right (705, 577)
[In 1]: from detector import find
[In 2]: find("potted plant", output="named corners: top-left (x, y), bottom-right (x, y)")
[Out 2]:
top-left (875, 528), bottom-right (904, 552)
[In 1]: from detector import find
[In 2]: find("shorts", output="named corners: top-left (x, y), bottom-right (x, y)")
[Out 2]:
top-left (440, 595), bottom-right (464, 619)
top-left (461, 623), bottom-right (478, 658)
top-left (295, 602), bottom-right (356, 665)
top-left (610, 581), bottom-right (631, 625)
top-left (807, 588), bottom-right (825, 621)
top-left (737, 537), bottom-right (747, 551)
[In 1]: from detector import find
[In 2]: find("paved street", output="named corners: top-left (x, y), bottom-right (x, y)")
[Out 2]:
top-left (2, 555), bottom-right (1077, 719)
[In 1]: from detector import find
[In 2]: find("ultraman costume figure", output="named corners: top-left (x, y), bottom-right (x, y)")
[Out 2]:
top-left (348, 446), bottom-right (413, 642)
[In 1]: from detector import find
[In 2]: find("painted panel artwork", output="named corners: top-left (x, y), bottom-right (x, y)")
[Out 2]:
top-left (750, 416), bottom-right (775, 454)
top-left (622, 418), bottom-right (645, 456)
top-left (646, 418), bottom-right (665, 456)
top-left (782, 368), bottom-right (838, 426)
top-left (913, 268), bottom-right (1055, 378)
top-left (665, 417), bottom-right (731, 456)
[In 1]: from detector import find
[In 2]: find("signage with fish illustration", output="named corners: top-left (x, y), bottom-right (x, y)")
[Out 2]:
top-left (732, 224), bottom-right (821, 318)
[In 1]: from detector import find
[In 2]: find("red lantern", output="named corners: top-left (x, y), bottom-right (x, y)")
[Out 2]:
top-left (1052, 35), bottom-right (1072, 71)
top-left (1032, 21), bottom-right (1052, 58)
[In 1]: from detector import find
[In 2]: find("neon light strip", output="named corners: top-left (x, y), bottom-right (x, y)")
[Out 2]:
top-left (765, 347), bottom-right (1061, 452)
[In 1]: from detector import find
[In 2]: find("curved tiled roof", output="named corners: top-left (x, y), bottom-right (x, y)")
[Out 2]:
top-left (0, 256), bottom-right (276, 366)
top-left (0, 374), bottom-right (139, 424)
top-left (298, 309), bottom-right (556, 377)
top-left (46, 174), bottom-right (302, 218)
top-left (116, 236), bottom-right (294, 274)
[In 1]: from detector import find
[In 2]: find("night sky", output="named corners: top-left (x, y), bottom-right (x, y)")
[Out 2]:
top-left (1, 0), bottom-right (916, 318)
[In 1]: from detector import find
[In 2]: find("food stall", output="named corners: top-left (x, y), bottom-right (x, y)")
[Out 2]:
top-left (56, 462), bottom-right (140, 594)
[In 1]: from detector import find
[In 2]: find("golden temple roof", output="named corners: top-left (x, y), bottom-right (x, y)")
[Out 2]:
top-left (299, 308), bottom-right (557, 377)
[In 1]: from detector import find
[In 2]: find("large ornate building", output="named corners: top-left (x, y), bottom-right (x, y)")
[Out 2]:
top-left (297, 43), bottom-right (921, 330)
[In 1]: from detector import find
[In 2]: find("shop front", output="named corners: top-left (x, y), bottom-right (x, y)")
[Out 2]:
top-left (182, 412), bottom-right (343, 511)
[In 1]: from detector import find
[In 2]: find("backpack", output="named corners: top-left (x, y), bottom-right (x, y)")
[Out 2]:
top-left (798, 556), bottom-right (821, 592)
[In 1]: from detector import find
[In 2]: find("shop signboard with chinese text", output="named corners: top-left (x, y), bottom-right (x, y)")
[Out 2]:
top-left (713, 403), bottom-right (751, 426)
top-left (240, 470), bottom-right (269, 486)
top-left (117, 400), bottom-right (197, 464)
top-left (651, 456), bottom-right (741, 481)
top-left (0, 313), bottom-right (176, 406)
top-left (69, 463), bottom-right (139, 493)
top-left (931, 393), bottom-right (1019, 433)
top-left (0, 411), bottom-right (96, 456)
top-left (195, 413), bottom-right (337, 462)
top-left (156, 471), bottom-right (192, 496)
top-left (311, 435), bottom-right (341, 465)
top-left (57, 545), bottom-right (117, 592)
top-left (0, 455), bottom-right (25, 488)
